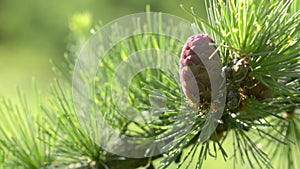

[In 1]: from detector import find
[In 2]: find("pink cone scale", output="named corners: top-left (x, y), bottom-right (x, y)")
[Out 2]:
top-left (179, 34), bottom-right (220, 107)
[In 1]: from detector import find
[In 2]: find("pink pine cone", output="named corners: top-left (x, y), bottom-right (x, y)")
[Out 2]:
top-left (179, 34), bottom-right (221, 107)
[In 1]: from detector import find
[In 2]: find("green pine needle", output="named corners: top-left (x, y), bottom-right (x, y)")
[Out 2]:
top-left (0, 88), bottom-right (54, 169)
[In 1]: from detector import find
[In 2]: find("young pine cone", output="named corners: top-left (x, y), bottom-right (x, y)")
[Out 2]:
top-left (179, 34), bottom-right (221, 107)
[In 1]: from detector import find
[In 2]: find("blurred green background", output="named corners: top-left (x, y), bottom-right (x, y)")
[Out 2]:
top-left (0, 0), bottom-right (236, 168)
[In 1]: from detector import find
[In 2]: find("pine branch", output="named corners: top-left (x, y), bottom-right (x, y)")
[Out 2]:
top-left (33, 1), bottom-right (300, 168)
top-left (0, 1), bottom-right (299, 169)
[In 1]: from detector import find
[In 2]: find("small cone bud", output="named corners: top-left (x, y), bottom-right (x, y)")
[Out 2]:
top-left (179, 34), bottom-right (221, 107)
